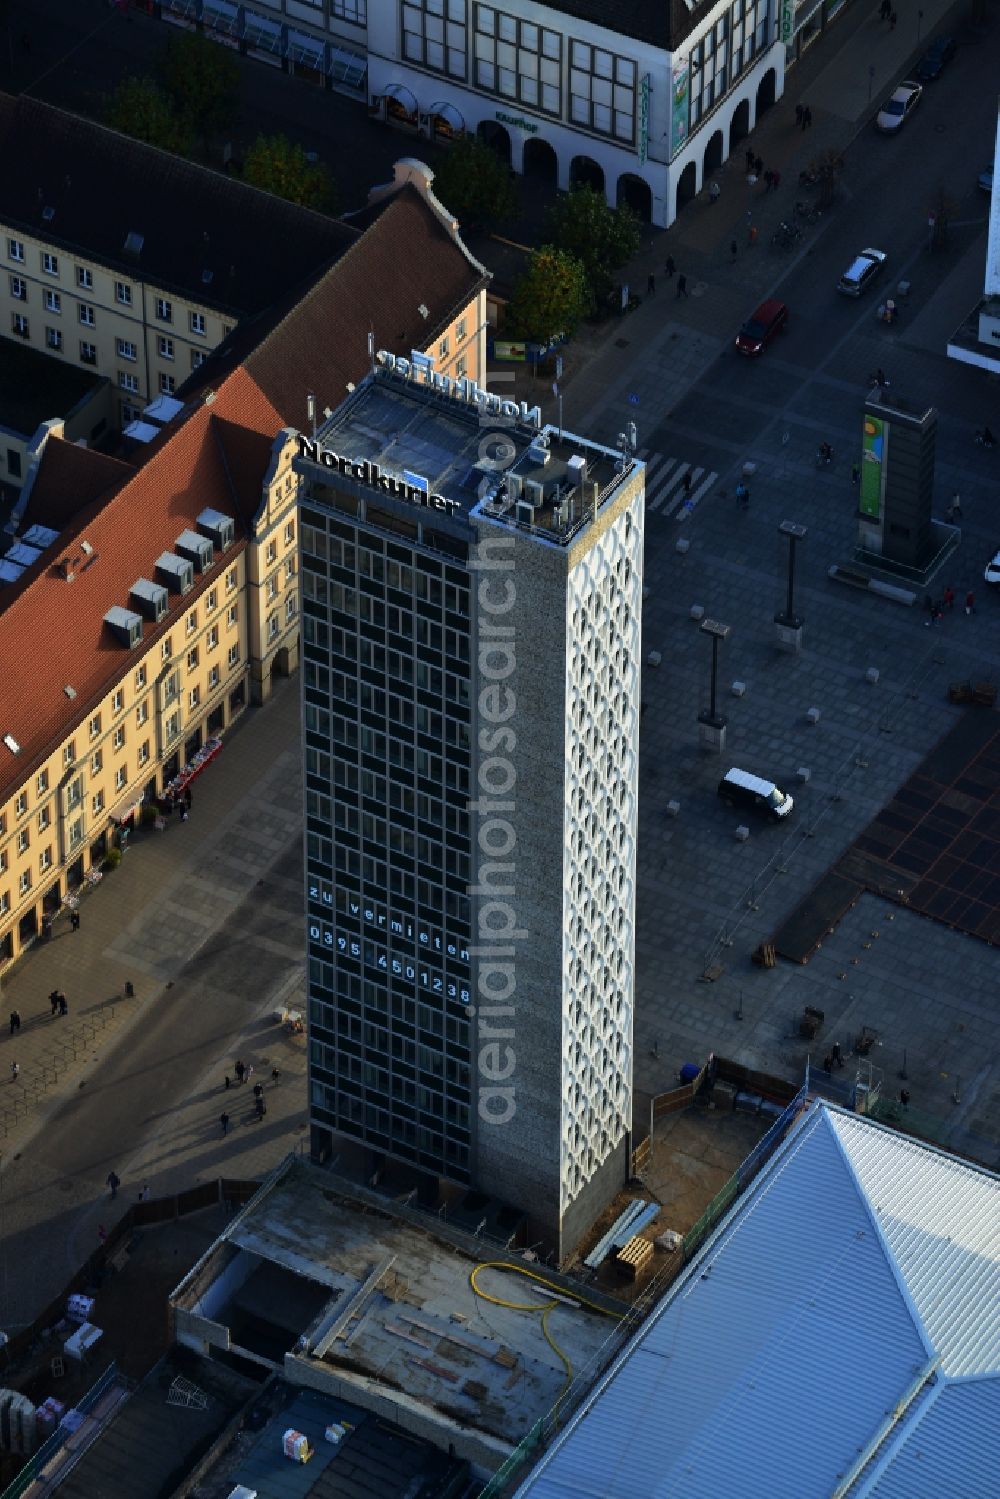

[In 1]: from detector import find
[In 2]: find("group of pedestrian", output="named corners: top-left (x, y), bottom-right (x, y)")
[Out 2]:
top-left (220, 1058), bottom-right (281, 1134)
top-left (660, 257), bottom-right (689, 298)
top-left (762, 168), bottom-right (782, 192)
top-left (745, 148), bottom-right (764, 179)
top-left (49, 989), bottom-right (68, 1017)
top-left (822, 1044), bottom-right (844, 1073)
top-left (794, 103), bottom-right (814, 130)
top-left (160, 786), bottom-right (193, 825)
top-left (924, 588), bottom-right (975, 625)
top-left (877, 0), bottom-right (898, 25)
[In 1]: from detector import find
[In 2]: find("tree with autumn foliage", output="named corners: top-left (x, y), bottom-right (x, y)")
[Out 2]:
top-left (504, 246), bottom-right (590, 344)
top-left (160, 30), bottom-right (238, 148)
top-left (105, 76), bottom-right (193, 156)
top-left (545, 186), bottom-right (640, 309)
top-left (242, 133), bottom-right (337, 211)
top-left (430, 134), bottom-right (518, 231)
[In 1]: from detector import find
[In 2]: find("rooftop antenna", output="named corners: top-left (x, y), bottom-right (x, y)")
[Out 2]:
top-left (306, 393), bottom-right (316, 439)
top-left (368, 330), bottom-right (375, 376)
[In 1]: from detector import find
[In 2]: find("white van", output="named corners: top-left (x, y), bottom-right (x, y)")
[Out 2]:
top-left (718, 768), bottom-right (794, 820)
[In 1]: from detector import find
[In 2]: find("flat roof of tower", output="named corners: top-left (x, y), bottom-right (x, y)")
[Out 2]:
top-left (297, 364), bottom-right (633, 547)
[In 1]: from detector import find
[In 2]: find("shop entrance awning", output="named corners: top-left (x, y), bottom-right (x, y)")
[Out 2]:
top-left (109, 795), bottom-right (143, 826)
top-left (429, 101), bottom-right (465, 133)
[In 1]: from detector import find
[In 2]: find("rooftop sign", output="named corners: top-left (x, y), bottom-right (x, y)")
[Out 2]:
top-left (376, 349), bottom-right (542, 428)
top-left (297, 436), bottom-right (461, 516)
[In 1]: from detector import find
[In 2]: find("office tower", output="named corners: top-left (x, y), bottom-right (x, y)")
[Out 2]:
top-left (300, 353), bottom-right (643, 1257)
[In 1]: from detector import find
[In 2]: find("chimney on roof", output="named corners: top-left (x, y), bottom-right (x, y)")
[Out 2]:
top-left (60, 557), bottom-right (76, 582)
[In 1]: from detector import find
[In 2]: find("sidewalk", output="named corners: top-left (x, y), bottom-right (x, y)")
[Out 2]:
top-left (0, 676), bottom-right (304, 1157)
top-left (498, 0), bottom-right (969, 445)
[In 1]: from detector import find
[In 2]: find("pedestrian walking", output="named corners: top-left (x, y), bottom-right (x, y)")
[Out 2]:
top-left (943, 585), bottom-right (955, 611)
top-left (675, 273), bottom-right (688, 298)
top-left (234, 1059), bottom-right (246, 1085)
top-left (682, 470), bottom-right (693, 497)
top-left (9, 1010), bottom-right (20, 1035)
top-left (59, 994), bottom-right (68, 1017)
top-left (271, 1067), bottom-right (281, 1083)
top-left (224, 1073), bottom-right (232, 1090)
top-left (253, 1081), bottom-right (264, 1100)
top-left (851, 463), bottom-right (860, 487)
top-left (899, 1088), bottom-right (910, 1107)
top-left (735, 481), bottom-right (750, 509)
top-left (70, 910), bottom-right (80, 932)
top-left (106, 1171), bottom-right (120, 1199)
top-left (831, 1042), bottom-right (843, 1069)
top-left (946, 492), bottom-right (962, 520)
top-left (965, 590), bottom-right (976, 616)
top-left (10, 1061), bottom-right (19, 1081)
top-left (42, 915), bottom-right (53, 941)
top-left (50, 990), bottom-right (60, 1017)
top-left (220, 1111), bottom-right (230, 1135)
top-left (138, 1183), bottom-right (150, 1202)
top-left (244, 1063), bottom-right (254, 1084)
top-left (730, 239), bottom-right (738, 262)
top-left (665, 255), bottom-right (676, 278)
top-left (804, 107), bottom-right (813, 128)
top-left (647, 271), bottom-right (656, 296)
top-left (823, 1053), bottom-right (833, 1075)
top-left (746, 146), bottom-right (755, 170)
top-left (708, 180), bottom-right (720, 203)
top-left (795, 103), bottom-right (804, 127)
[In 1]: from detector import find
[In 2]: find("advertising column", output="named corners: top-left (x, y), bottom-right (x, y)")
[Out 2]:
top-left (858, 412), bottom-right (886, 554)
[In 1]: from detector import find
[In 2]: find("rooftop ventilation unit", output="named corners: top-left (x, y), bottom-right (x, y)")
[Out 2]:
top-left (516, 501), bottom-right (535, 527)
top-left (507, 473), bottom-right (523, 501)
top-left (155, 552), bottom-right (194, 595)
top-left (524, 479), bottom-right (544, 507)
top-left (129, 577), bottom-right (169, 621)
top-left (566, 454), bottom-right (587, 487)
top-left (174, 529), bottom-right (214, 574)
top-left (196, 508), bottom-right (235, 552)
top-left (104, 606), bottom-right (144, 648)
top-left (80, 539), bottom-right (94, 556)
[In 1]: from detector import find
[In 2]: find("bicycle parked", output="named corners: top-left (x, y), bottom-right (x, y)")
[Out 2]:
top-left (770, 221), bottom-right (802, 250)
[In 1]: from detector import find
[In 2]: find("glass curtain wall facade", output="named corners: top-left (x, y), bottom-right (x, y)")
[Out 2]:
top-left (302, 492), bottom-right (475, 1181)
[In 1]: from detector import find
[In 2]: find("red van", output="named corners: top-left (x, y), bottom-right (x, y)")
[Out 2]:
top-left (736, 298), bottom-right (789, 356)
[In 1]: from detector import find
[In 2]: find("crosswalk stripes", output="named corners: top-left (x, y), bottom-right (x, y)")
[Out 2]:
top-left (638, 449), bottom-right (718, 518)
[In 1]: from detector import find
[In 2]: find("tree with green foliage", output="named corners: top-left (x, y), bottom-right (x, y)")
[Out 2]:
top-left (545, 186), bottom-right (640, 308)
top-left (430, 134), bottom-right (518, 231)
top-left (160, 31), bottom-right (238, 145)
top-left (504, 246), bottom-right (589, 344)
top-left (243, 133), bottom-right (336, 211)
top-left (105, 75), bottom-right (192, 156)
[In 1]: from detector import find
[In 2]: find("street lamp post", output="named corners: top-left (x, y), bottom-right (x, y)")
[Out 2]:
top-left (698, 618), bottom-right (731, 751)
top-left (775, 521), bottom-right (807, 651)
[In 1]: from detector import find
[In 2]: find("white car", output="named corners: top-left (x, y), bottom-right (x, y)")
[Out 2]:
top-left (876, 81), bottom-right (922, 133)
top-left (985, 551), bottom-right (1000, 587)
top-left (838, 248), bottom-right (887, 296)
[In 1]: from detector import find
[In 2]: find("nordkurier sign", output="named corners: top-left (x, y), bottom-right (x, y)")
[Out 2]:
top-left (377, 348), bottom-right (542, 427)
top-left (297, 435), bottom-right (461, 515)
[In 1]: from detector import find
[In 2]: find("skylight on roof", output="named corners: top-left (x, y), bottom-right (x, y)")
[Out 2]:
top-left (124, 230), bottom-right (144, 256)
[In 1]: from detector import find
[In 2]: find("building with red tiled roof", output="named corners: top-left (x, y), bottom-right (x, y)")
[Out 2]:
top-left (0, 159), bottom-right (488, 970)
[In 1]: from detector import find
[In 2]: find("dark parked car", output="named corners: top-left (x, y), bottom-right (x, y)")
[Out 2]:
top-left (915, 35), bottom-right (956, 81)
top-left (735, 298), bottom-right (789, 356)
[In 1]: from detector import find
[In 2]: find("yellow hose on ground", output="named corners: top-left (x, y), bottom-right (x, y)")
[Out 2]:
top-left (469, 1261), bottom-right (623, 1420)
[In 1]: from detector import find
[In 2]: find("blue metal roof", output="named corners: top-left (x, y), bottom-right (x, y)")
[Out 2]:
top-left (516, 1103), bottom-right (1000, 1499)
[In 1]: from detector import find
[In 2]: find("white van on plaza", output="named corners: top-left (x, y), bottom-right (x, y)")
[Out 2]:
top-left (718, 768), bottom-right (794, 820)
